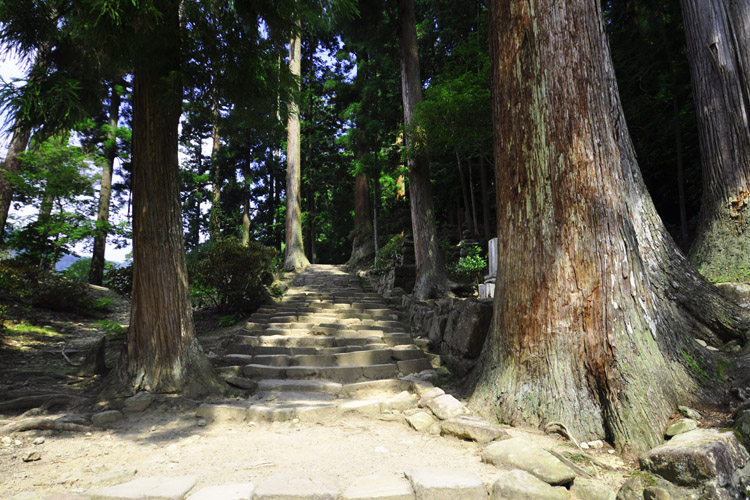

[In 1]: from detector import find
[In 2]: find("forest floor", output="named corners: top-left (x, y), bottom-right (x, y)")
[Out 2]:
top-left (0, 282), bottom-right (714, 499)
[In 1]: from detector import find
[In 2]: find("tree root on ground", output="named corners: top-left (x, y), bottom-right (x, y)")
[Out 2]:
top-left (0, 416), bottom-right (92, 434)
top-left (0, 394), bottom-right (87, 413)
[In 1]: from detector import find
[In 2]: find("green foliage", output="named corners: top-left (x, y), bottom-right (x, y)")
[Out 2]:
top-left (219, 315), bottom-right (237, 327)
top-left (62, 257), bottom-right (117, 282)
top-left (374, 234), bottom-right (403, 272)
top-left (449, 245), bottom-right (487, 284)
top-left (187, 238), bottom-right (276, 314)
top-left (103, 264), bottom-right (133, 296)
top-left (96, 319), bottom-right (126, 338)
top-left (0, 257), bottom-right (95, 314)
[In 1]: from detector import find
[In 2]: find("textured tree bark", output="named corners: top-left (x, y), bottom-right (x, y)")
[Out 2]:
top-left (470, 0), bottom-right (749, 454)
top-left (398, 0), bottom-right (447, 299)
top-left (89, 82), bottom-right (122, 285)
top-left (105, 0), bottom-right (224, 397)
top-left (682, 0), bottom-right (750, 282)
top-left (0, 124), bottom-right (31, 246)
top-left (347, 145), bottom-right (375, 267)
top-left (283, 29), bottom-right (310, 272)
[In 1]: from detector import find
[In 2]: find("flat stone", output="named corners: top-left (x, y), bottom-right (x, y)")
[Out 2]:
top-left (186, 482), bottom-right (254, 500)
top-left (396, 358), bottom-right (433, 375)
top-left (91, 410), bottom-right (124, 427)
top-left (665, 418), bottom-right (698, 437)
top-left (224, 354), bottom-right (255, 365)
top-left (122, 392), bottom-right (154, 413)
top-left (338, 400), bottom-right (382, 417)
top-left (381, 391), bottom-right (418, 412)
top-left (224, 376), bottom-right (259, 391)
top-left (441, 416), bottom-right (508, 443)
top-left (417, 388), bottom-right (445, 407)
top-left (424, 394), bottom-right (467, 420)
top-left (195, 403), bottom-right (248, 422)
top-left (405, 467), bottom-right (486, 500)
top-left (406, 411), bottom-right (438, 432)
top-left (491, 469), bottom-right (569, 500)
top-left (342, 473), bottom-right (415, 500)
top-left (87, 476), bottom-right (196, 500)
top-left (639, 428), bottom-right (749, 488)
top-left (481, 437), bottom-right (576, 485)
top-left (253, 472), bottom-right (339, 499)
top-left (22, 449), bottom-right (41, 462)
top-left (569, 477), bottom-right (615, 500)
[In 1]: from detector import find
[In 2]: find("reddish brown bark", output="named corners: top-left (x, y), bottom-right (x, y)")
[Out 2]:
top-left (0, 125), bottom-right (31, 246)
top-left (470, 0), bottom-right (747, 454)
top-left (105, 0), bottom-right (224, 397)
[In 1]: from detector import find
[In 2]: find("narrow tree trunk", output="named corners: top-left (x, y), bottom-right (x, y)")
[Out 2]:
top-left (673, 98), bottom-right (689, 250)
top-left (467, 158), bottom-right (479, 237)
top-left (398, 0), bottom-right (447, 299)
top-left (347, 148), bottom-right (375, 267)
top-left (89, 82), bottom-right (122, 285)
top-left (682, 0), bottom-right (750, 282)
top-left (479, 155), bottom-right (492, 241)
top-left (471, 0), bottom-right (748, 454)
top-left (209, 98), bottom-right (222, 241)
top-left (105, 0), bottom-right (224, 398)
top-left (0, 125), bottom-right (31, 245)
top-left (455, 150), bottom-right (472, 234)
top-left (283, 28), bottom-right (310, 272)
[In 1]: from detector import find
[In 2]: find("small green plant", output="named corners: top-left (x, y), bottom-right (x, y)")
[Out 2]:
top-left (450, 245), bottom-right (487, 284)
top-left (680, 349), bottom-right (712, 386)
top-left (96, 320), bottom-right (127, 338)
top-left (374, 234), bottom-right (403, 272)
top-left (219, 315), bottom-right (237, 327)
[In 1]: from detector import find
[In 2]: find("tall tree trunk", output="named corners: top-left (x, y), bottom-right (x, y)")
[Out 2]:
top-left (471, 0), bottom-right (748, 454)
top-left (0, 125), bottom-right (31, 246)
top-left (398, 0), bottom-right (447, 299)
top-left (467, 158), bottom-right (479, 237)
top-left (105, 0), bottom-right (224, 398)
top-left (479, 155), bottom-right (492, 241)
top-left (347, 146), bottom-right (375, 267)
top-left (209, 97), bottom-right (222, 241)
top-left (89, 82), bottom-right (122, 285)
top-left (455, 150), bottom-right (473, 235)
top-left (682, 0), bottom-right (750, 282)
top-left (283, 28), bottom-right (310, 272)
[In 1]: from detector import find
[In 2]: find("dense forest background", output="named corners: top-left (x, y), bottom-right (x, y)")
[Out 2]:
top-left (0, 0), bottom-right (701, 274)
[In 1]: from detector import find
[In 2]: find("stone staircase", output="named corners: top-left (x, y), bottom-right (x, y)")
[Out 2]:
top-left (198, 265), bottom-right (438, 423)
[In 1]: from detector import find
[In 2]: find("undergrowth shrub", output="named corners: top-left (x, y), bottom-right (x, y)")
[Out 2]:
top-left (104, 264), bottom-right (133, 296)
top-left (374, 234), bottom-right (403, 272)
top-left (0, 257), bottom-right (95, 313)
top-left (187, 239), bottom-right (276, 314)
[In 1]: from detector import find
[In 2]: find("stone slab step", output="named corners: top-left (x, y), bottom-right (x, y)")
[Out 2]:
top-left (243, 363), bottom-right (400, 384)
top-left (257, 379), bottom-right (343, 394)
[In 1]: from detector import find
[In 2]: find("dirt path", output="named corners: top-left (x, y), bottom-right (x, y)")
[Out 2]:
top-left (0, 268), bottom-right (632, 499)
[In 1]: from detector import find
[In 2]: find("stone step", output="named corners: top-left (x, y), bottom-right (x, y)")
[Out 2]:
top-left (243, 363), bottom-right (400, 384)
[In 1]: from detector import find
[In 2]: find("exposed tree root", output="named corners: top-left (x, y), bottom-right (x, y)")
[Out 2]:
top-left (0, 416), bottom-right (92, 434)
top-left (0, 394), bottom-right (87, 413)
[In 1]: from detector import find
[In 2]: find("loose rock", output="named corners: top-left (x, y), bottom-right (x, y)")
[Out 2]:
top-left (440, 415), bottom-right (507, 443)
top-left (664, 418), bottom-right (698, 437)
top-left (481, 437), bottom-right (576, 485)
top-left (22, 450), bottom-right (41, 462)
top-left (405, 467), bottom-right (486, 500)
top-left (91, 410), bottom-right (124, 427)
top-left (491, 469), bottom-right (569, 500)
top-left (406, 411), bottom-right (438, 433)
top-left (122, 392), bottom-right (154, 413)
top-left (424, 394), bottom-right (467, 420)
top-left (677, 406), bottom-right (702, 420)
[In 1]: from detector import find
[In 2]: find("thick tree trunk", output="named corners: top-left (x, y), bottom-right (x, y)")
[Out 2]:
top-left (283, 29), bottom-right (310, 272)
top-left (470, 0), bottom-right (748, 454)
top-left (89, 83), bottom-right (121, 285)
top-left (398, 0), bottom-right (447, 299)
top-left (105, 0), bottom-right (224, 398)
top-left (0, 125), bottom-right (31, 246)
top-left (682, 0), bottom-right (750, 282)
top-left (209, 98), bottom-right (222, 241)
top-left (455, 150), bottom-right (473, 234)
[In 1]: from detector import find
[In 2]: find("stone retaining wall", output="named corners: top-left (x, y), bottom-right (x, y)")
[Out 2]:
top-left (370, 272), bottom-right (493, 376)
